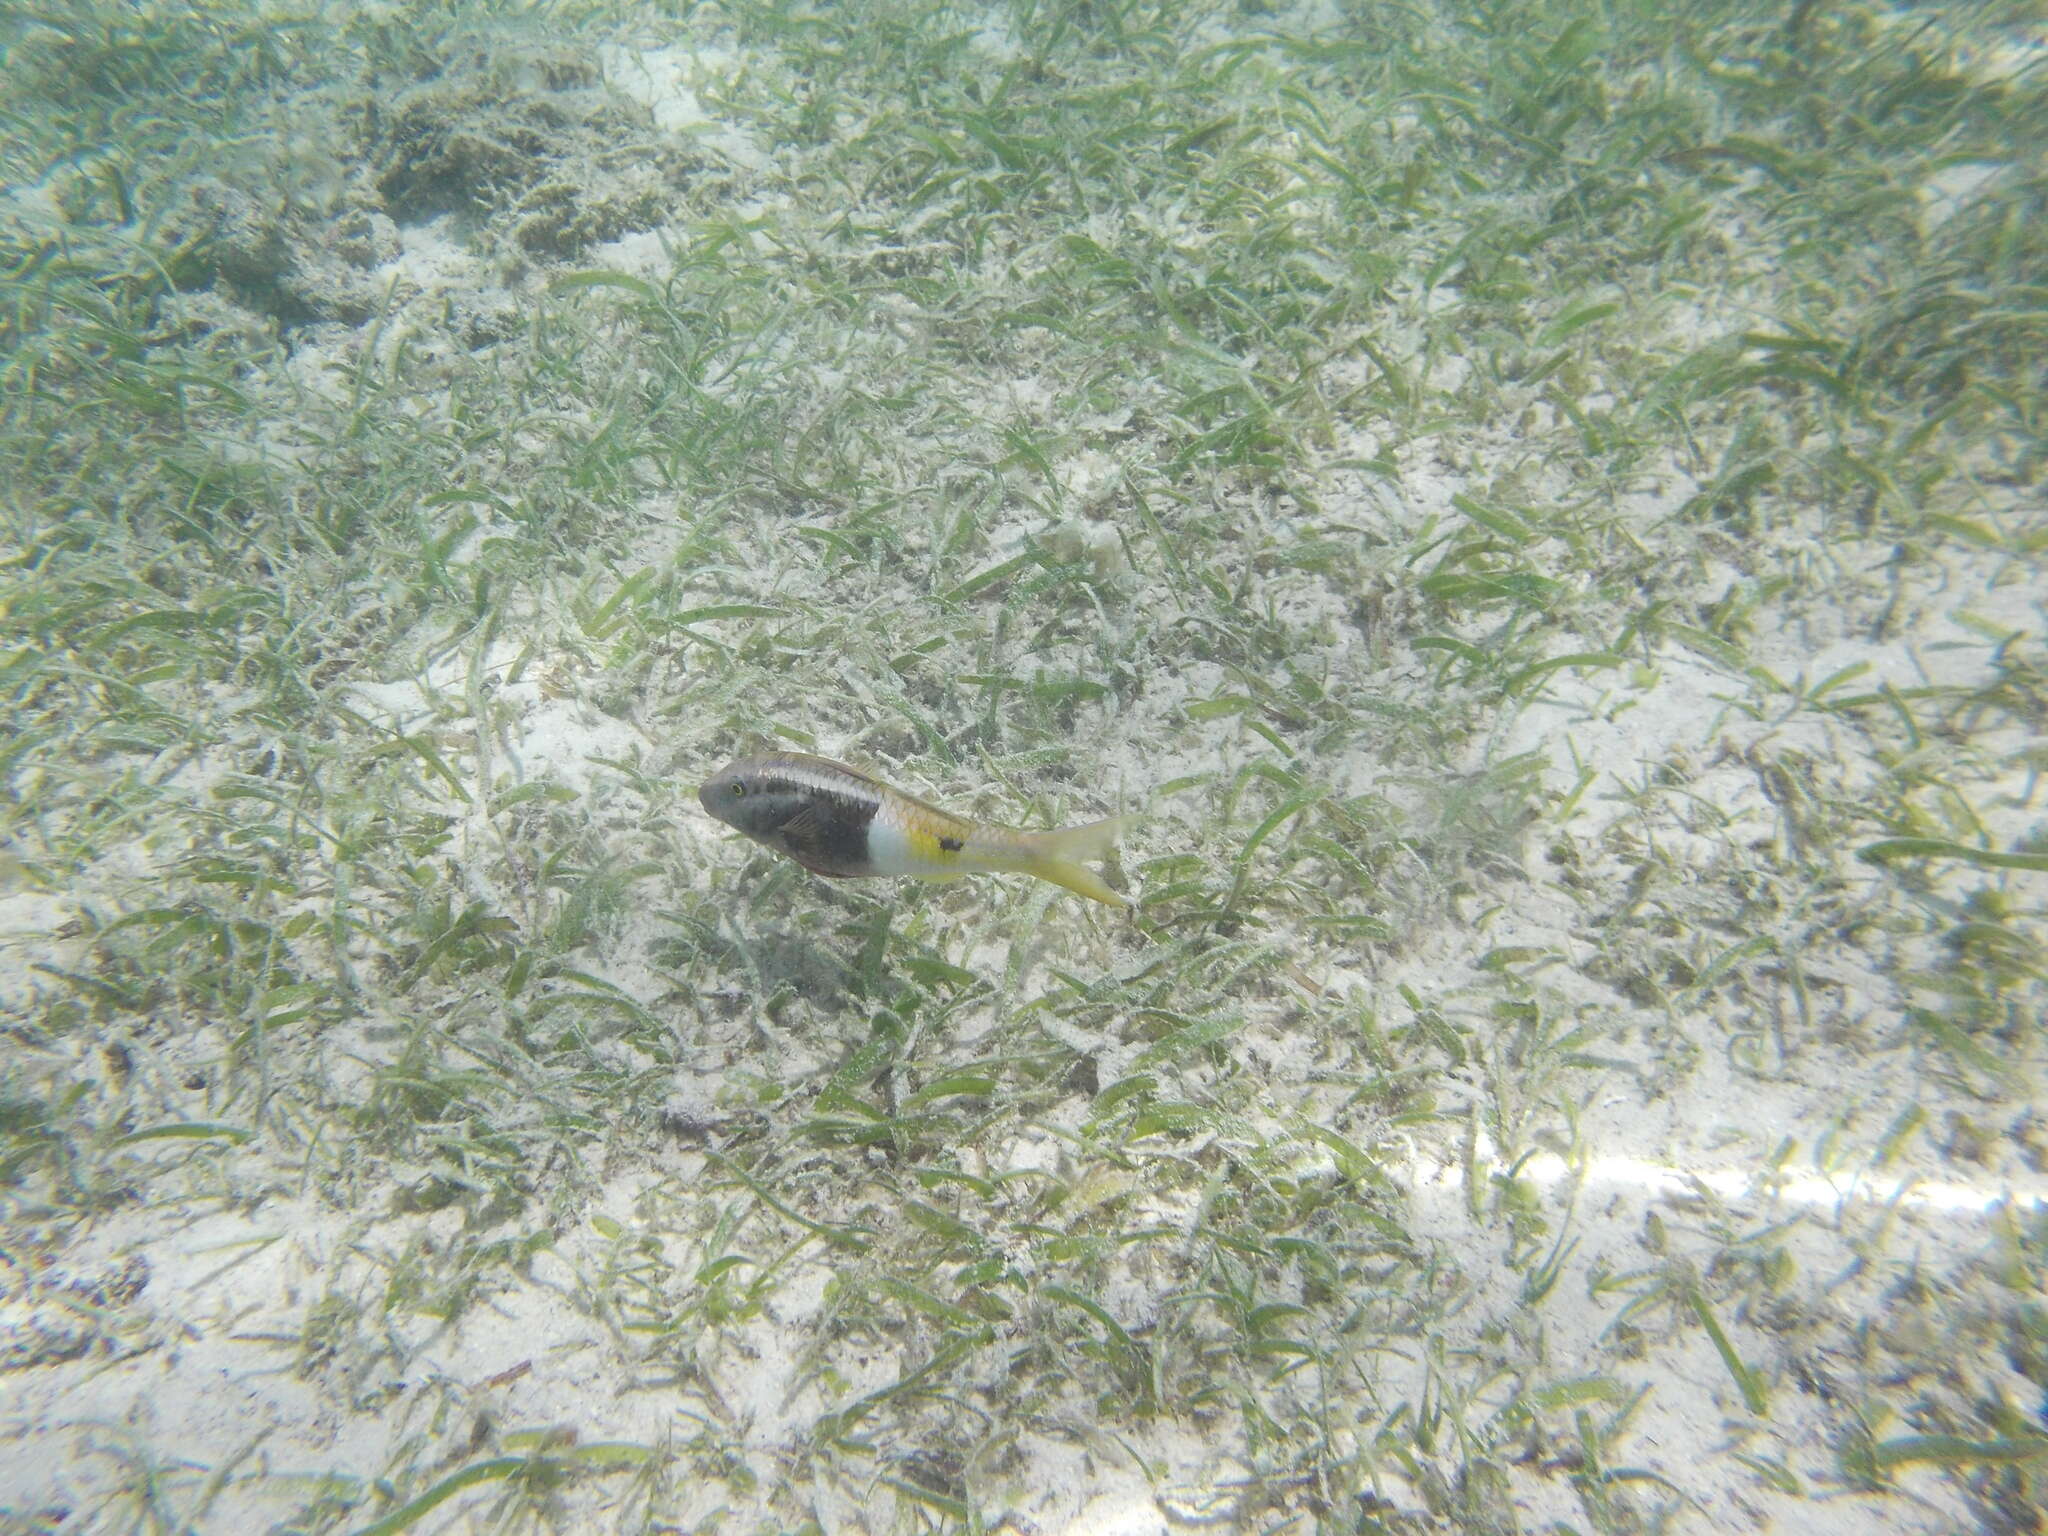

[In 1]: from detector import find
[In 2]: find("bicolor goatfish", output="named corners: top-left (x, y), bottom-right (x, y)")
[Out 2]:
top-left (699, 752), bottom-right (1126, 907)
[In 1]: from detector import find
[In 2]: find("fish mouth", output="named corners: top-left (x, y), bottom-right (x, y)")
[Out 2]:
top-left (698, 777), bottom-right (747, 830)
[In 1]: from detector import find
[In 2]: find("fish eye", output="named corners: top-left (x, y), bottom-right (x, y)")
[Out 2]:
top-left (730, 782), bottom-right (746, 798)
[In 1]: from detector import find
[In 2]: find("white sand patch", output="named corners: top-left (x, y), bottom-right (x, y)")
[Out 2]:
top-left (597, 42), bottom-right (769, 168)
top-left (1400, 1069), bottom-right (2025, 1536)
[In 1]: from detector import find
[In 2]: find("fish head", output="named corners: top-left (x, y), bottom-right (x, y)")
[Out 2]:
top-left (698, 756), bottom-right (812, 843)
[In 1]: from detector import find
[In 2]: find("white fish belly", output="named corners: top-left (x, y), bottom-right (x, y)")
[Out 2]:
top-left (865, 816), bottom-right (957, 877)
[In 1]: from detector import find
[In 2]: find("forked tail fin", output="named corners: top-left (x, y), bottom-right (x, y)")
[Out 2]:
top-left (1023, 815), bottom-right (1128, 907)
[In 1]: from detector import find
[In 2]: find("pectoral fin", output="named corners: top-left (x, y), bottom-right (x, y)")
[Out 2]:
top-left (775, 800), bottom-right (865, 877)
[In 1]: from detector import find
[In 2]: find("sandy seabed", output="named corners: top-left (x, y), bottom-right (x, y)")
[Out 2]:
top-left (4, 4), bottom-right (2046, 1533)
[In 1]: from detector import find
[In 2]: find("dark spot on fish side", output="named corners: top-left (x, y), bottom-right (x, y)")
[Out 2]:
top-left (938, 834), bottom-right (963, 853)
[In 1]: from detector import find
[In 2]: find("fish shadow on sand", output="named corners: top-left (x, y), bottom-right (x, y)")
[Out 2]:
top-left (665, 883), bottom-right (907, 1030)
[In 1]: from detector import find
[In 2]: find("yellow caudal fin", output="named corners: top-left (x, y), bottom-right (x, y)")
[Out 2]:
top-left (1022, 815), bottom-right (1128, 907)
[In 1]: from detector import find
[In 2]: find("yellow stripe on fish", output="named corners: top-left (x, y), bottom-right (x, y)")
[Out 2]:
top-left (698, 752), bottom-right (1126, 906)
